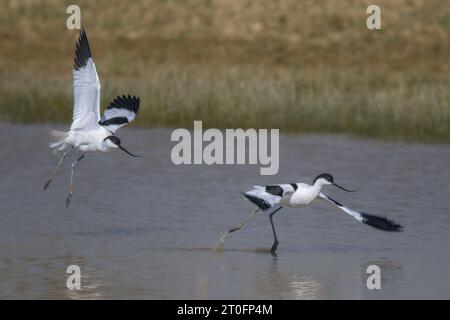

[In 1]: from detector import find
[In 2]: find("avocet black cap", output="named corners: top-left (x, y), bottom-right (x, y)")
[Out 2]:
top-left (314, 173), bottom-right (355, 192)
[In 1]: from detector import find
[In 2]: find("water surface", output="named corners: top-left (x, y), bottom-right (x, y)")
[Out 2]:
top-left (1, 123), bottom-right (450, 299)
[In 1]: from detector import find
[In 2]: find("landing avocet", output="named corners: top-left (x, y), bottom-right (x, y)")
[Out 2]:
top-left (229, 173), bottom-right (403, 254)
top-left (44, 28), bottom-right (141, 207)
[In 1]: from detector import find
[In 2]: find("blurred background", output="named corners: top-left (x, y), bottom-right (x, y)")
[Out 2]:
top-left (1, 0), bottom-right (449, 142)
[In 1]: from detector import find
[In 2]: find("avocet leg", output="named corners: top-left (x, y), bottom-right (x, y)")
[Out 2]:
top-left (65, 154), bottom-right (85, 208)
top-left (44, 147), bottom-right (73, 191)
top-left (228, 208), bottom-right (261, 233)
top-left (269, 206), bottom-right (283, 254)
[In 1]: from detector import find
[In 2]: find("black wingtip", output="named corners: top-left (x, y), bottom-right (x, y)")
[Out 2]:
top-left (106, 95), bottom-right (140, 114)
top-left (361, 213), bottom-right (404, 232)
top-left (74, 26), bottom-right (92, 70)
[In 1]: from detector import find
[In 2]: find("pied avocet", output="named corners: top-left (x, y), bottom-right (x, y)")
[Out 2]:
top-left (44, 28), bottom-right (141, 207)
top-left (229, 173), bottom-right (403, 254)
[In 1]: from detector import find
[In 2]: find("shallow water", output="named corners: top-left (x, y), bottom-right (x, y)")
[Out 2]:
top-left (1, 123), bottom-right (450, 299)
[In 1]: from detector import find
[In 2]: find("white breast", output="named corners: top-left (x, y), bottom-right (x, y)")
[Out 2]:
top-left (70, 127), bottom-right (110, 152)
top-left (282, 183), bottom-right (321, 207)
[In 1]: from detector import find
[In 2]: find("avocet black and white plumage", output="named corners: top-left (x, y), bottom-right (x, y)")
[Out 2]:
top-left (231, 173), bottom-right (403, 254)
top-left (44, 28), bottom-right (141, 207)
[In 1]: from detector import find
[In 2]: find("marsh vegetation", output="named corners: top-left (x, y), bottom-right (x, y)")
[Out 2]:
top-left (1, 0), bottom-right (449, 142)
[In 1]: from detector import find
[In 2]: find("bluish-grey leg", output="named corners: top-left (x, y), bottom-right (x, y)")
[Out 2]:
top-left (269, 207), bottom-right (283, 254)
top-left (65, 154), bottom-right (85, 208)
top-left (44, 148), bottom-right (73, 190)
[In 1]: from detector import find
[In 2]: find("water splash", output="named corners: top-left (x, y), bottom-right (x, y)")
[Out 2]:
top-left (214, 208), bottom-right (261, 250)
top-left (214, 232), bottom-right (231, 251)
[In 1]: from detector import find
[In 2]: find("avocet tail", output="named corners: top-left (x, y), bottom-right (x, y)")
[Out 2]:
top-left (49, 130), bottom-right (69, 150)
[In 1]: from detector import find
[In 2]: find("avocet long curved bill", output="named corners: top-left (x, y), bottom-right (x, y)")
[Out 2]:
top-left (44, 27), bottom-right (141, 207)
top-left (230, 173), bottom-right (403, 254)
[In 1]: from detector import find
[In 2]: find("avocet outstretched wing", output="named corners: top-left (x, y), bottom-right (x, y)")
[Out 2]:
top-left (244, 184), bottom-right (296, 211)
top-left (318, 192), bottom-right (403, 231)
top-left (70, 28), bottom-right (101, 131)
top-left (99, 95), bottom-right (140, 133)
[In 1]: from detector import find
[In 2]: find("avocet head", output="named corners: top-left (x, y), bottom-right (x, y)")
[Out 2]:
top-left (313, 173), bottom-right (354, 192)
top-left (104, 136), bottom-right (140, 157)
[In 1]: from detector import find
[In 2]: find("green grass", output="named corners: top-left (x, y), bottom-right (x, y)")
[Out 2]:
top-left (2, 65), bottom-right (449, 142)
top-left (1, 0), bottom-right (449, 142)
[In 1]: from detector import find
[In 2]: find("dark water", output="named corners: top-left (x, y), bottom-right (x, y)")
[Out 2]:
top-left (1, 123), bottom-right (450, 299)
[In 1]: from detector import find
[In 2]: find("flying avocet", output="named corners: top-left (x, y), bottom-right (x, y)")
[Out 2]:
top-left (229, 173), bottom-right (403, 254)
top-left (44, 28), bottom-right (141, 207)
